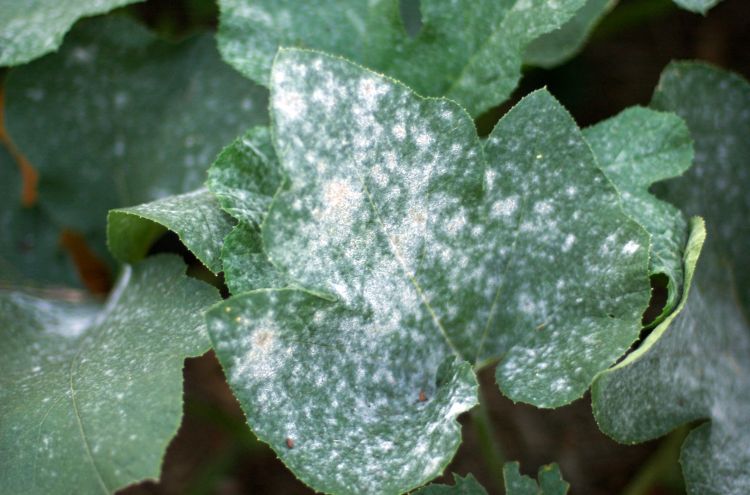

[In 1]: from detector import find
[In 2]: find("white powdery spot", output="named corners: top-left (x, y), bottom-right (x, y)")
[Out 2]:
top-left (358, 77), bottom-right (388, 110)
top-left (383, 151), bottom-right (398, 170)
top-left (622, 240), bottom-right (640, 255)
top-left (517, 292), bottom-right (537, 316)
top-left (551, 377), bottom-right (570, 393)
top-left (371, 165), bottom-right (388, 187)
top-left (232, 324), bottom-right (285, 382)
top-left (533, 200), bottom-right (553, 215)
top-left (322, 178), bottom-right (363, 222)
top-left (392, 123), bottom-right (407, 141)
top-left (312, 88), bottom-right (335, 110)
top-left (485, 169), bottom-right (497, 190)
top-left (561, 234), bottom-right (576, 253)
top-left (491, 197), bottom-right (518, 218)
top-left (415, 132), bottom-right (433, 149)
top-left (275, 90), bottom-right (306, 121)
top-left (445, 211), bottom-right (468, 235)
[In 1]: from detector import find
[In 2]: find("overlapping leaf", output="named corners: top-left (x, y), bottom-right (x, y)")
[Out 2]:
top-left (523, 0), bottom-right (615, 69)
top-left (414, 463), bottom-right (569, 495)
top-left (206, 49), bottom-right (650, 493)
top-left (584, 107), bottom-right (692, 321)
top-left (592, 63), bottom-right (750, 495)
top-left (413, 473), bottom-right (488, 494)
top-left (216, 0), bottom-right (591, 116)
top-left (108, 189), bottom-right (235, 274)
top-left (0, 255), bottom-right (218, 494)
top-left (205, 127), bottom-right (288, 293)
top-left (504, 462), bottom-right (570, 495)
top-left (0, 0), bottom-right (142, 66)
top-left (4, 16), bottom-right (267, 262)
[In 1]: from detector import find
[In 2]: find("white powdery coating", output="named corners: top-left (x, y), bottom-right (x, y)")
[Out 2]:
top-left (223, 51), bottom-right (486, 494)
top-left (491, 197), bottom-right (518, 217)
top-left (562, 233), bottom-right (576, 253)
top-left (274, 89), bottom-right (306, 120)
top-left (231, 321), bottom-right (290, 382)
top-left (219, 51), bottom-right (649, 492)
top-left (622, 240), bottom-right (640, 255)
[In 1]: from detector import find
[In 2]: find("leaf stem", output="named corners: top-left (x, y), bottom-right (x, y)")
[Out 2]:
top-left (470, 385), bottom-right (506, 494)
top-left (621, 425), bottom-right (689, 495)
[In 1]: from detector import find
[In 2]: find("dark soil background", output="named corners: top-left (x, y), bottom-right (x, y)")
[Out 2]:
top-left (115, 0), bottom-right (750, 494)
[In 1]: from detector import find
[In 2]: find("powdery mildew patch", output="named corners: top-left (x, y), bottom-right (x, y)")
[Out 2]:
top-left (206, 50), bottom-right (652, 494)
top-left (109, 188), bottom-right (235, 274)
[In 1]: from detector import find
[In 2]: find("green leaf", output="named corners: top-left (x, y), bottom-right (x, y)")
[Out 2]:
top-left (481, 92), bottom-right (649, 406)
top-left (4, 16), bottom-right (267, 261)
top-left (0, 146), bottom-right (79, 288)
top-left (0, 0), bottom-right (142, 66)
top-left (217, 0), bottom-right (589, 116)
top-left (413, 473), bottom-right (489, 494)
top-left (206, 49), bottom-right (650, 493)
top-left (652, 62), bottom-right (750, 309)
top-left (523, 0), bottom-right (615, 69)
top-left (205, 127), bottom-right (287, 293)
top-left (416, 467), bottom-right (569, 495)
top-left (592, 63), bottom-right (750, 495)
top-left (107, 189), bottom-right (236, 274)
top-left (503, 462), bottom-right (570, 495)
top-left (209, 292), bottom-right (478, 495)
top-left (206, 127), bottom-right (283, 228)
top-left (583, 106), bottom-right (692, 321)
top-left (673, 0), bottom-right (721, 14)
top-left (0, 255), bottom-right (218, 494)
top-left (220, 223), bottom-right (289, 294)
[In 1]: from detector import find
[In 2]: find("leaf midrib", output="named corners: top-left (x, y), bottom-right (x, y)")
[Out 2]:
top-left (68, 350), bottom-right (109, 495)
top-left (357, 175), bottom-right (461, 359)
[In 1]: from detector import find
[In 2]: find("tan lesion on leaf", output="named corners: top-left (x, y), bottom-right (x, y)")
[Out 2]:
top-left (253, 328), bottom-right (276, 352)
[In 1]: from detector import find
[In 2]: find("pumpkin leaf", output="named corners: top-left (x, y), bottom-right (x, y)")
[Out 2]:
top-left (108, 189), bottom-right (235, 274)
top-left (0, 255), bottom-right (217, 494)
top-left (206, 49), bottom-right (650, 493)
top-left (523, 0), bottom-right (615, 69)
top-left (3, 16), bottom-right (267, 261)
top-left (413, 473), bottom-right (488, 494)
top-left (503, 462), bottom-right (570, 495)
top-left (216, 0), bottom-right (590, 116)
top-left (412, 464), bottom-right (569, 495)
top-left (0, 0), bottom-right (142, 66)
top-left (583, 106), bottom-right (693, 322)
top-left (205, 127), bottom-right (288, 293)
top-left (592, 62), bottom-right (750, 495)
top-left (0, 145), bottom-right (79, 288)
